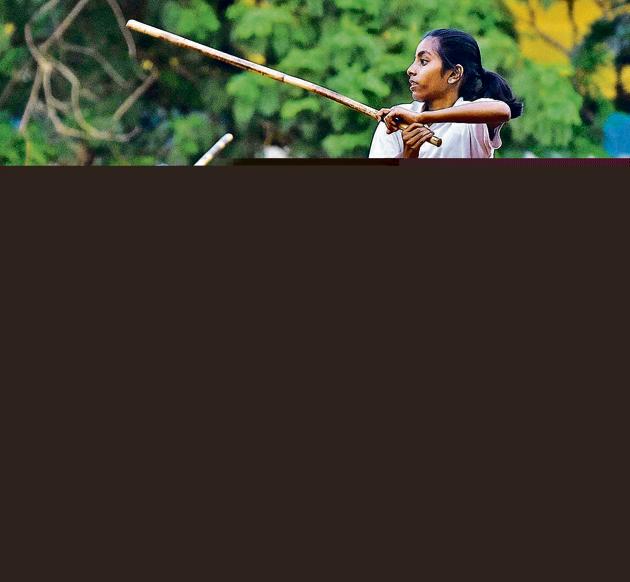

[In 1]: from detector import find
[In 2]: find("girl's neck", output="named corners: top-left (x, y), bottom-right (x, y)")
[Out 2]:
top-left (425, 91), bottom-right (460, 112)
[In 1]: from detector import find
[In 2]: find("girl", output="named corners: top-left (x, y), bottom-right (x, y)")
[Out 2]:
top-left (369, 29), bottom-right (523, 158)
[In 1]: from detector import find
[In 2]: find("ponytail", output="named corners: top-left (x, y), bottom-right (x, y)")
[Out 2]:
top-left (481, 69), bottom-right (524, 119)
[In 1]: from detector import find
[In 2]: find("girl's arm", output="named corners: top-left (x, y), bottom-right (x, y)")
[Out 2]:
top-left (419, 101), bottom-right (510, 125)
top-left (380, 101), bottom-right (511, 133)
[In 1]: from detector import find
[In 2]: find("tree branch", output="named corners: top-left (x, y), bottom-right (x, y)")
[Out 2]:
top-left (40, 0), bottom-right (92, 52)
top-left (60, 41), bottom-right (131, 88)
top-left (566, 0), bottom-right (580, 47)
top-left (18, 68), bottom-right (43, 133)
top-left (113, 68), bottom-right (158, 121)
top-left (105, 0), bottom-right (137, 59)
top-left (526, 0), bottom-right (571, 56)
top-left (19, 0), bottom-right (150, 146)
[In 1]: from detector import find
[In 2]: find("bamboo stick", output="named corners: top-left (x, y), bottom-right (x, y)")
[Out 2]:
top-left (194, 132), bottom-right (234, 166)
top-left (126, 20), bottom-right (442, 148)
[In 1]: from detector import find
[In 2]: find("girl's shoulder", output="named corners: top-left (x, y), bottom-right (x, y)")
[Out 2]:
top-left (453, 97), bottom-right (504, 107)
top-left (451, 97), bottom-right (507, 143)
top-left (393, 101), bottom-right (424, 112)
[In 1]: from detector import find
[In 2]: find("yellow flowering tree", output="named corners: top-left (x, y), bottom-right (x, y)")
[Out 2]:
top-left (506, 0), bottom-right (629, 154)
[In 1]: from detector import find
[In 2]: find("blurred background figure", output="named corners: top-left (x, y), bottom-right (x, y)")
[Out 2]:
top-left (262, 145), bottom-right (289, 158)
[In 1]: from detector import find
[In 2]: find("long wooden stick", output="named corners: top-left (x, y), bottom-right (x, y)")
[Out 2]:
top-left (194, 132), bottom-right (234, 166)
top-left (126, 20), bottom-right (442, 148)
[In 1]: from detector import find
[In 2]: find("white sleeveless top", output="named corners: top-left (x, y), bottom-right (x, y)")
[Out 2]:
top-left (369, 97), bottom-right (504, 158)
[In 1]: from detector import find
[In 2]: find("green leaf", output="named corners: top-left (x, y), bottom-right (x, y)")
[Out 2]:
top-left (280, 97), bottom-right (320, 120)
top-left (161, 0), bottom-right (219, 42)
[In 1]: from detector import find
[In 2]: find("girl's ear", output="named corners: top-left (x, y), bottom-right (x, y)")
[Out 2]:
top-left (448, 64), bottom-right (464, 84)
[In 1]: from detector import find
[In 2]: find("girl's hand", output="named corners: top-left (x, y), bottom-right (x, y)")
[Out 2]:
top-left (401, 123), bottom-right (435, 158)
top-left (375, 108), bottom-right (391, 127)
top-left (382, 106), bottom-right (422, 133)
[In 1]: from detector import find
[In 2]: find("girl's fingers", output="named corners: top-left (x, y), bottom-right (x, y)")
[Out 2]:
top-left (383, 112), bottom-right (401, 129)
top-left (383, 107), bottom-right (415, 132)
top-left (402, 123), bottom-right (428, 138)
top-left (403, 125), bottom-right (431, 139)
top-left (377, 108), bottom-right (399, 133)
top-left (404, 127), bottom-right (434, 149)
top-left (408, 134), bottom-right (435, 149)
top-left (376, 108), bottom-right (391, 121)
top-left (385, 106), bottom-right (416, 125)
top-left (384, 117), bottom-right (399, 134)
top-left (408, 131), bottom-right (434, 146)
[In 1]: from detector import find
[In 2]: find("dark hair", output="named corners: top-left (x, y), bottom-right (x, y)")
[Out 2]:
top-left (423, 28), bottom-right (523, 119)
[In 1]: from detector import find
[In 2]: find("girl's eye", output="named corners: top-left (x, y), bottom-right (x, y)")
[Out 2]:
top-left (420, 60), bottom-right (428, 65)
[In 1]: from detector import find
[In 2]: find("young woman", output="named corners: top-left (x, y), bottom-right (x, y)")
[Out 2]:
top-left (369, 29), bottom-right (523, 158)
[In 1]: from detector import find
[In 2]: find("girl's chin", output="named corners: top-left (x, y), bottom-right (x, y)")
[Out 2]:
top-left (411, 89), bottom-right (424, 101)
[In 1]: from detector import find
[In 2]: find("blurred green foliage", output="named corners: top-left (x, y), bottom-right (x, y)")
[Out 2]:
top-left (0, 0), bottom-right (626, 164)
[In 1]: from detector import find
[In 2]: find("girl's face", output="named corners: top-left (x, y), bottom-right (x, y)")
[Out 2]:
top-left (407, 37), bottom-right (452, 102)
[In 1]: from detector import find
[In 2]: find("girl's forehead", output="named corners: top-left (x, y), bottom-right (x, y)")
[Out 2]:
top-left (416, 37), bottom-right (440, 56)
